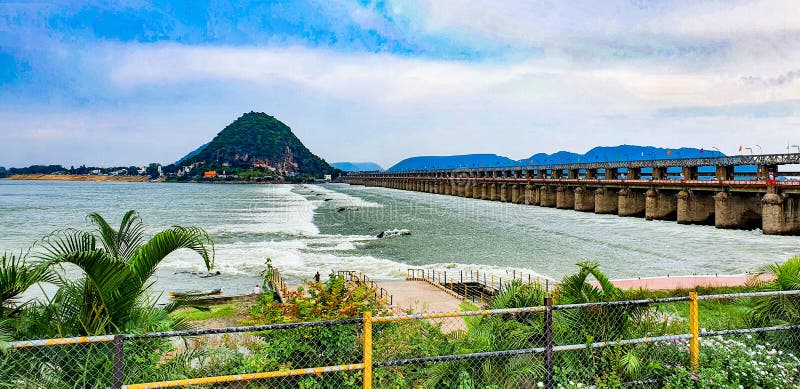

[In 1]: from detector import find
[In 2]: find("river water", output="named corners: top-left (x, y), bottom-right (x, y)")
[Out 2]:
top-left (1, 180), bottom-right (798, 297)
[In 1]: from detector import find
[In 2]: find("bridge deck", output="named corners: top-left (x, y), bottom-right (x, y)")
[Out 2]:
top-left (379, 280), bottom-right (464, 313)
top-left (379, 280), bottom-right (467, 332)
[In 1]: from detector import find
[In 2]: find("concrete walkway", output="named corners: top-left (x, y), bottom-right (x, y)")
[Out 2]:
top-left (378, 280), bottom-right (467, 332)
top-left (379, 280), bottom-right (465, 313)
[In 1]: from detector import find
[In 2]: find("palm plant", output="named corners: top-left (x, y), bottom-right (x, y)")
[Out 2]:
top-left (749, 256), bottom-right (800, 326)
top-left (421, 281), bottom-right (548, 388)
top-left (32, 210), bottom-right (214, 336)
top-left (554, 262), bottom-right (654, 383)
top-left (0, 252), bottom-right (54, 341)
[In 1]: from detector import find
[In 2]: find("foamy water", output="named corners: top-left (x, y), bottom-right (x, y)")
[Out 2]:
top-left (1, 180), bottom-right (798, 299)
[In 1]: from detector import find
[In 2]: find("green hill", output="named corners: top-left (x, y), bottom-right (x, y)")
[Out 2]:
top-left (180, 112), bottom-right (336, 179)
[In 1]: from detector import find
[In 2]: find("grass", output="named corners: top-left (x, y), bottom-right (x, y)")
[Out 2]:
top-left (172, 302), bottom-right (241, 322)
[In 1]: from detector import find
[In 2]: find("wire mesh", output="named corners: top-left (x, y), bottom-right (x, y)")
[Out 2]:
top-left (3, 290), bottom-right (800, 388)
top-left (1, 340), bottom-right (116, 389)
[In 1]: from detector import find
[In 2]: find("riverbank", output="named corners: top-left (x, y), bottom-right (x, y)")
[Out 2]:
top-left (6, 174), bottom-right (150, 182)
top-left (592, 273), bottom-right (772, 290)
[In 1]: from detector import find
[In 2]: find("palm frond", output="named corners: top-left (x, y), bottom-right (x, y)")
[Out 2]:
top-left (129, 226), bottom-right (214, 284)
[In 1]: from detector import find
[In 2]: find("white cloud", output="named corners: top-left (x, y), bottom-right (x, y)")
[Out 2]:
top-left (3, 1), bottom-right (800, 167)
top-left (105, 43), bottom-right (800, 109)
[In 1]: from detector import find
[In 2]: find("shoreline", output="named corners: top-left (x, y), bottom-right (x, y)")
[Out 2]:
top-left (591, 273), bottom-right (772, 291)
top-left (5, 174), bottom-right (151, 182)
top-left (2, 175), bottom-right (329, 184)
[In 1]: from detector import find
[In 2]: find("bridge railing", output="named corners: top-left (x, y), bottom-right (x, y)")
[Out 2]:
top-left (407, 267), bottom-right (557, 304)
top-left (3, 289), bottom-right (799, 388)
top-left (336, 270), bottom-right (395, 309)
top-left (354, 152), bottom-right (800, 173)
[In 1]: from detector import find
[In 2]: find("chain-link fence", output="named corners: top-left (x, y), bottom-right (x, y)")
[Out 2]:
top-left (2, 290), bottom-right (799, 388)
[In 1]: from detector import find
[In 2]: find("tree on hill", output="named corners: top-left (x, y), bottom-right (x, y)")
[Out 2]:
top-left (181, 112), bottom-right (336, 178)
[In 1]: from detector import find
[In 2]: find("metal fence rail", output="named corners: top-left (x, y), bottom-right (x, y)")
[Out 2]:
top-left (3, 290), bottom-right (799, 388)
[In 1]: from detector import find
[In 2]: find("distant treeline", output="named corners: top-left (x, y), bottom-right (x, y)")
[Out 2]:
top-left (0, 163), bottom-right (177, 178)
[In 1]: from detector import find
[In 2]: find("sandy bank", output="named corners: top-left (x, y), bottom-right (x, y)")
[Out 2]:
top-left (6, 174), bottom-right (150, 182)
top-left (590, 274), bottom-right (773, 291)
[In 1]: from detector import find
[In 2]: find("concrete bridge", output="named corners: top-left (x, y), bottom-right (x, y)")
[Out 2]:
top-left (341, 153), bottom-right (800, 235)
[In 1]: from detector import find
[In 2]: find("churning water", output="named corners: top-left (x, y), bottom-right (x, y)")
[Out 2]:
top-left (1, 180), bottom-right (798, 297)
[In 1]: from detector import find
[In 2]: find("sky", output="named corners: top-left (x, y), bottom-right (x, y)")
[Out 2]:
top-left (1, 0), bottom-right (799, 168)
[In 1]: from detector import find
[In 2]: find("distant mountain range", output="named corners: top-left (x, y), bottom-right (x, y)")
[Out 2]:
top-left (331, 162), bottom-right (384, 172)
top-left (178, 112), bottom-right (336, 178)
top-left (387, 146), bottom-right (725, 172)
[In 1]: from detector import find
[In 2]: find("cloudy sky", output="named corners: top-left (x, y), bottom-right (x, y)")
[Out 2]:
top-left (1, 1), bottom-right (799, 168)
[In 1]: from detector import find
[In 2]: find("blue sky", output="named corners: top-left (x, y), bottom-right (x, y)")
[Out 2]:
top-left (1, 0), bottom-right (799, 167)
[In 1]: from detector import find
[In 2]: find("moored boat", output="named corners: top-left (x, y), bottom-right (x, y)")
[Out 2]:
top-left (169, 288), bottom-right (222, 298)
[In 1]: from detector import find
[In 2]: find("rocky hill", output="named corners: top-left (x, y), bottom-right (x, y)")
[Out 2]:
top-left (179, 112), bottom-right (335, 178)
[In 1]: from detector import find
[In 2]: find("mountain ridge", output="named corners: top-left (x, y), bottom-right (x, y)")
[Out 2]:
top-left (388, 145), bottom-right (725, 172)
top-left (331, 162), bottom-right (384, 172)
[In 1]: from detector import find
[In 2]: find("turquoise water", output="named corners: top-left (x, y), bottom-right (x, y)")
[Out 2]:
top-left (1, 180), bottom-right (798, 297)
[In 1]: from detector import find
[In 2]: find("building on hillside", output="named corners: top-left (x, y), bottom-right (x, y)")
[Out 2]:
top-left (203, 171), bottom-right (217, 178)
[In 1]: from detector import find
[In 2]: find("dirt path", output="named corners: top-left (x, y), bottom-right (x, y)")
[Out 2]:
top-left (591, 274), bottom-right (770, 291)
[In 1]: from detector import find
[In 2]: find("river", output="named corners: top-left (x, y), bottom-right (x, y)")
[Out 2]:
top-left (1, 180), bottom-right (797, 297)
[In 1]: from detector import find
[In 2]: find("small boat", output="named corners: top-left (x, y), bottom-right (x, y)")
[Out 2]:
top-left (169, 288), bottom-right (222, 298)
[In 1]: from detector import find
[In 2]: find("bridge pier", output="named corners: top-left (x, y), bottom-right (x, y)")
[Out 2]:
top-left (524, 184), bottom-right (535, 205)
top-left (480, 183), bottom-right (488, 200)
top-left (500, 183), bottom-right (509, 202)
top-left (714, 191), bottom-right (762, 230)
top-left (556, 186), bottom-right (574, 209)
top-left (574, 186), bottom-right (595, 212)
top-left (645, 189), bottom-right (677, 221)
top-left (594, 187), bottom-right (618, 214)
top-left (762, 189), bottom-right (800, 235)
top-left (509, 184), bottom-right (518, 203)
top-left (540, 186), bottom-right (556, 207)
top-left (677, 190), bottom-right (715, 225)
top-left (488, 183), bottom-right (498, 201)
top-left (471, 182), bottom-right (480, 198)
top-left (618, 188), bottom-right (646, 217)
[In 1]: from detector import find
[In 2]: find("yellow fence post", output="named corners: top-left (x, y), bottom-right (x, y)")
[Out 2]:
top-left (689, 291), bottom-right (700, 371)
top-left (363, 311), bottom-right (373, 389)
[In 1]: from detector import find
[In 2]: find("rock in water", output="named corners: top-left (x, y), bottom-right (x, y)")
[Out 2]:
top-left (376, 229), bottom-right (411, 239)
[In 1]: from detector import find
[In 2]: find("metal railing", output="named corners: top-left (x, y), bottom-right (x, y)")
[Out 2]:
top-left (407, 267), bottom-right (557, 304)
top-left (268, 265), bottom-right (289, 302)
top-left (348, 152), bottom-right (800, 173)
top-left (4, 289), bottom-right (800, 388)
top-left (336, 270), bottom-right (395, 309)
